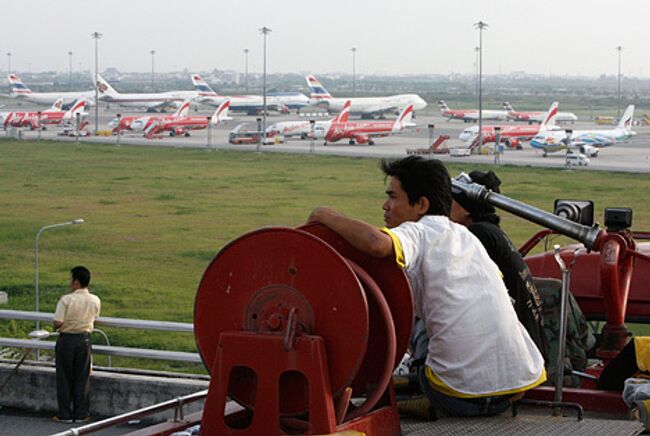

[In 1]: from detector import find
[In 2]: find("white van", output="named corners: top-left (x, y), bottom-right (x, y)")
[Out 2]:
top-left (566, 150), bottom-right (590, 166)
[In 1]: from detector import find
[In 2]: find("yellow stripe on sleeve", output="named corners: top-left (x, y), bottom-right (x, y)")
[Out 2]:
top-left (380, 227), bottom-right (406, 268)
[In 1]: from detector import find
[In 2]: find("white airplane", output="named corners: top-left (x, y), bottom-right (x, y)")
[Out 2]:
top-left (7, 74), bottom-right (95, 106)
top-left (96, 75), bottom-right (199, 112)
top-left (306, 75), bottom-right (427, 118)
top-left (190, 74), bottom-right (298, 115)
top-left (530, 104), bottom-right (635, 157)
top-left (438, 100), bottom-right (509, 122)
top-left (503, 102), bottom-right (578, 124)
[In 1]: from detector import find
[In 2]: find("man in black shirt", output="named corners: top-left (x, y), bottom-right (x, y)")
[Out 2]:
top-left (450, 170), bottom-right (548, 362)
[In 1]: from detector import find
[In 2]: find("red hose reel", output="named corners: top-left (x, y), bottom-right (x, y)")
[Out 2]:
top-left (194, 224), bottom-right (413, 435)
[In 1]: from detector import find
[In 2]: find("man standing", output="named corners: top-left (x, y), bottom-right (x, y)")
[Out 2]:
top-left (309, 156), bottom-right (545, 417)
top-left (53, 266), bottom-right (101, 423)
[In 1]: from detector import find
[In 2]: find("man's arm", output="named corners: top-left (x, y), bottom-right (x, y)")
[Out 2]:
top-left (308, 207), bottom-right (394, 258)
top-left (53, 320), bottom-right (63, 331)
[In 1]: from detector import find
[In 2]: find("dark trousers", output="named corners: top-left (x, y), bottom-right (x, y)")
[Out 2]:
top-left (55, 333), bottom-right (92, 420)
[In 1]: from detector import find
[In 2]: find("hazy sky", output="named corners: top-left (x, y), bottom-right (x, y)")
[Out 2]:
top-left (1, 0), bottom-right (649, 77)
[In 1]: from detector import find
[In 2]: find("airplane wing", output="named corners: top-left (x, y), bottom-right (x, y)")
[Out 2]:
top-left (355, 105), bottom-right (399, 117)
top-left (145, 100), bottom-right (182, 113)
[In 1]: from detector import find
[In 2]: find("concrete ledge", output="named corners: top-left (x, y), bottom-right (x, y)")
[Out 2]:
top-left (0, 362), bottom-right (208, 418)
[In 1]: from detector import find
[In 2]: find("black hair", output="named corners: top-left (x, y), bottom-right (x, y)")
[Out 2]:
top-left (453, 170), bottom-right (502, 225)
top-left (380, 156), bottom-right (451, 216)
top-left (71, 265), bottom-right (91, 287)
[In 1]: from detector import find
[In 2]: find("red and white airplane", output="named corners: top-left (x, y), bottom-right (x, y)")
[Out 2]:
top-left (7, 74), bottom-right (96, 106)
top-left (145, 100), bottom-right (231, 139)
top-left (0, 98), bottom-right (87, 129)
top-left (503, 102), bottom-right (577, 124)
top-left (438, 100), bottom-right (509, 123)
top-left (458, 102), bottom-right (559, 149)
top-left (315, 101), bottom-right (416, 145)
top-left (107, 101), bottom-right (192, 134)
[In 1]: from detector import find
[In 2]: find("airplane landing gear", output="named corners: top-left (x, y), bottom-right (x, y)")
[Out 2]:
top-left (369, 140), bottom-right (375, 146)
top-left (349, 139), bottom-right (356, 145)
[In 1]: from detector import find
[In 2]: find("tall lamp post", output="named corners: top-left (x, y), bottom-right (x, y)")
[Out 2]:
top-left (243, 48), bottom-right (249, 92)
top-left (6, 52), bottom-right (11, 74)
top-left (34, 219), bottom-right (85, 331)
top-left (259, 26), bottom-right (272, 144)
top-left (91, 32), bottom-right (102, 134)
top-left (474, 46), bottom-right (480, 99)
top-left (474, 21), bottom-right (488, 151)
top-left (616, 45), bottom-right (623, 120)
top-left (68, 51), bottom-right (73, 87)
top-left (150, 49), bottom-right (156, 91)
top-left (351, 47), bottom-right (357, 95)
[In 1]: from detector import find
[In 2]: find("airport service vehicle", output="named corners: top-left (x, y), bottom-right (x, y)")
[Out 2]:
top-left (107, 100), bottom-right (192, 134)
top-left (565, 150), bottom-right (590, 166)
top-left (306, 75), bottom-right (426, 118)
top-left (7, 73), bottom-right (96, 107)
top-left (0, 98), bottom-right (87, 129)
top-left (144, 101), bottom-right (230, 138)
top-left (503, 101), bottom-right (577, 124)
top-left (437, 100), bottom-right (509, 122)
top-left (459, 102), bottom-right (560, 149)
top-left (531, 104), bottom-right (635, 156)
top-left (97, 75), bottom-right (200, 112)
top-left (191, 74), bottom-right (294, 115)
top-left (315, 103), bottom-right (415, 145)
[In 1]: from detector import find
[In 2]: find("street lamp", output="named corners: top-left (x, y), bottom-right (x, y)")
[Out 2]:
top-left (616, 45), bottom-right (623, 120)
top-left (259, 26), bottom-right (272, 145)
top-left (474, 46), bottom-right (479, 99)
top-left (150, 49), bottom-right (156, 91)
top-left (474, 21), bottom-right (488, 151)
top-left (91, 31), bottom-right (102, 134)
top-left (34, 219), bottom-right (85, 331)
top-left (243, 48), bottom-right (249, 92)
top-left (68, 51), bottom-right (73, 87)
top-left (351, 47), bottom-right (357, 95)
top-left (6, 52), bottom-right (11, 74)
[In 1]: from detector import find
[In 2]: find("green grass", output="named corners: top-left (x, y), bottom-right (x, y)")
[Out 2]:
top-left (1, 138), bottom-right (649, 371)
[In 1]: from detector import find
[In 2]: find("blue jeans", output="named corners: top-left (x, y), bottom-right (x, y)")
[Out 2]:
top-left (418, 366), bottom-right (511, 417)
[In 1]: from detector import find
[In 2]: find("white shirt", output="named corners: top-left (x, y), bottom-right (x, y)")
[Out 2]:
top-left (387, 215), bottom-right (545, 396)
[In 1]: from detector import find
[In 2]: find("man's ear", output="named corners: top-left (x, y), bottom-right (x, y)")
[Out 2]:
top-left (416, 196), bottom-right (430, 216)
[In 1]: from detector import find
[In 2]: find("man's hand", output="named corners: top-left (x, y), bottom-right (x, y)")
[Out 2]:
top-left (53, 320), bottom-right (63, 331)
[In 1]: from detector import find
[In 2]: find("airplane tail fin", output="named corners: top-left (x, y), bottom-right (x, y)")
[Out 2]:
top-left (191, 74), bottom-right (218, 96)
top-left (63, 99), bottom-right (87, 120)
top-left (539, 102), bottom-right (559, 131)
top-left (306, 75), bottom-right (332, 99)
top-left (173, 100), bottom-right (192, 118)
top-left (8, 73), bottom-right (32, 95)
top-left (211, 100), bottom-right (231, 124)
top-left (437, 100), bottom-right (449, 111)
top-left (46, 97), bottom-right (64, 112)
top-left (618, 104), bottom-right (635, 129)
top-left (331, 100), bottom-right (351, 123)
top-left (96, 74), bottom-right (119, 97)
top-left (393, 105), bottom-right (414, 131)
top-left (502, 101), bottom-right (514, 111)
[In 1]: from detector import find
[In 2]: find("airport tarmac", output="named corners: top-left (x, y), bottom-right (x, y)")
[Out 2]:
top-left (3, 104), bottom-right (650, 173)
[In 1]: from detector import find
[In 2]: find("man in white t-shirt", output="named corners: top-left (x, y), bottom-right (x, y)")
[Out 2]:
top-left (308, 156), bottom-right (545, 417)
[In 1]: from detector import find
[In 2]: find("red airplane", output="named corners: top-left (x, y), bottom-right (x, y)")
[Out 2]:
top-left (108, 100), bottom-right (192, 134)
top-left (437, 100), bottom-right (509, 123)
top-left (458, 102), bottom-right (559, 149)
top-left (317, 101), bottom-right (415, 145)
top-left (145, 100), bottom-right (231, 139)
top-left (0, 98), bottom-right (86, 129)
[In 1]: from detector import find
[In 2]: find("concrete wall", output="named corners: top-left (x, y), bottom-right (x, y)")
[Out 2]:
top-left (0, 361), bottom-right (209, 419)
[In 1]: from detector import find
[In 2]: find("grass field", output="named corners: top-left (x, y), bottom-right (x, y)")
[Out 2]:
top-left (1, 138), bottom-right (649, 372)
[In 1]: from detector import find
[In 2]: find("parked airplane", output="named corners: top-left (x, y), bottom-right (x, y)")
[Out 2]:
top-left (7, 74), bottom-right (95, 106)
top-left (0, 98), bottom-right (87, 129)
top-left (458, 102), bottom-right (559, 149)
top-left (503, 102), bottom-right (577, 124)
top-left (530, 104), bottom-right (635, 157)
top-left (306, 75), bottom-right (426, 118)
top-left (191, 74), bottom-right (289, 115)
top-left (438, 100), bottom-right (509, 122)
top-left (97, 75), bottom-right (199, 112)
top-left (144, 100), bottom-right (231, 138)
top-left (107, 100), bottom-right (192, 134)
top-left (314, 101), bottom-right (415, 145)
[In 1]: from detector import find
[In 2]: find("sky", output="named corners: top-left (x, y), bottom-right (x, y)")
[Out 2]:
top-left (1, 0), bottom-right (649, 77)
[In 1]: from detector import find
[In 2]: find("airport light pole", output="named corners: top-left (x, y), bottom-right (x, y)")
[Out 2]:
top-left (474, 46), bottom-right (479, 99)
top-left (616, 45), bottom-right (623, 120)
top-left (68, 51), bottom-right (73, 87)
top-left (351, 47), bottom-right (357, 95)
top-left (91, 31), bottom-right (102, 134)
top-left (244, 48), bottom-right (249, 92)
top-left (35, 219), bottom-right (85, 332)
top-left (150, 49), bottom-right (156, 91)
top-left (259, 26), bottom-right (271, 145)
top-left (474, 21), bottom-right (488, 152)
top-left (6, 52), bottom-right (11, 74)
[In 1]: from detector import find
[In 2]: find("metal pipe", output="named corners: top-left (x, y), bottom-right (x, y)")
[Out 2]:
top-left (49, 389), bottom-right (208, 436)
top-left (451, 180), bottom-right (602, 250)
top-left (553, 245), bottom-right (570, 412)
top-left (92, 328), bottom-right (111, 368)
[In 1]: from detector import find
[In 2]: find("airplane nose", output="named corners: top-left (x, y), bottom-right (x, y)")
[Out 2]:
top-left (108, 119), bottom-right (118, 128)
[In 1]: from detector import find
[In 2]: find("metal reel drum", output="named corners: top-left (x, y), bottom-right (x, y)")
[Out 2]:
top-left (194, 227), bottom-right (370, 415)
